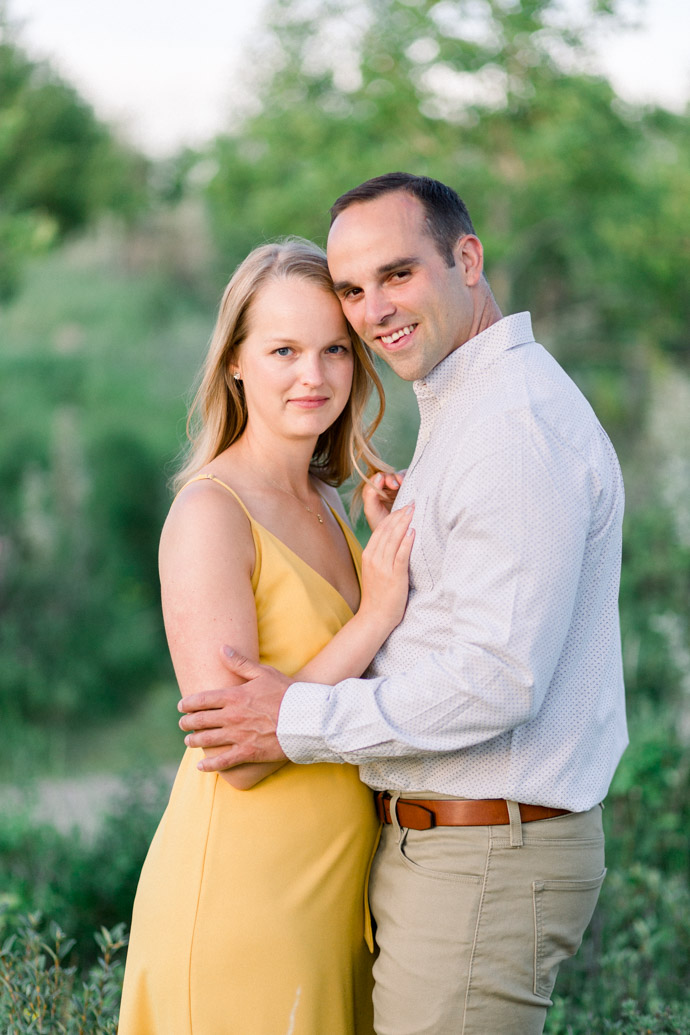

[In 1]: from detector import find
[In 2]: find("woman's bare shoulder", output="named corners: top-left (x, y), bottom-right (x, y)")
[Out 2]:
top-left (160, 474), bottom-right (254, 569)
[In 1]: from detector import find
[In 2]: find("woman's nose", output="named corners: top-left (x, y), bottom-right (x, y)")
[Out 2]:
top-left (298, 355), bottom-right (325, 386)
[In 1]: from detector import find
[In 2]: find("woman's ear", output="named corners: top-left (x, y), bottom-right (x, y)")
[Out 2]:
top-left (227, 359), bottom-right (242, 383)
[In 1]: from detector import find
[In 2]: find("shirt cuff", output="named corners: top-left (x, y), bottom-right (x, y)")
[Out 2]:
top-left (277, 680), bottom-right (345, 764)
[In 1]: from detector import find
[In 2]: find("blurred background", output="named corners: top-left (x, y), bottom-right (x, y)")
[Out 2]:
top-left (0, 0), bottom-right (688, 1030)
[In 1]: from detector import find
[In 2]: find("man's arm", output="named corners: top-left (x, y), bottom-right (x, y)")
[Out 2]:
top-left (181, 413), bottom-right (596, 770)
top-left (278, 413), bottom-right (594, 764)
top-left (179, 504), bottom-right (414, 771)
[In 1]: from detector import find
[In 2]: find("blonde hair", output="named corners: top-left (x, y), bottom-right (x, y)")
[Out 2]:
top-left (174, 238), bottom-right (390, 499)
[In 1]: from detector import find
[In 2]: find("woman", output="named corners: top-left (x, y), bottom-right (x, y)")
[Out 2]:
top-left (118, 239), bottom-right (412, 1035)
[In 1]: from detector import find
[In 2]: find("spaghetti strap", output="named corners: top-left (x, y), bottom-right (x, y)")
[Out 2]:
top-left (176, 473), bottom-right (253, 521)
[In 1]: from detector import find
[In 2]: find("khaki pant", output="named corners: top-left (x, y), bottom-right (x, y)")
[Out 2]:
top-left (369, 798), bottom-right (605, 1035)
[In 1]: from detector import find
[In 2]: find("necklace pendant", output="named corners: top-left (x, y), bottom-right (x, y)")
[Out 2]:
top-left (317, 513), bottom-right (324, 524)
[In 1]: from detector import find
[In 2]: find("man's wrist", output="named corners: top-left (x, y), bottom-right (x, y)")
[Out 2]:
top-left (277, 679), bottom-right (344, 764)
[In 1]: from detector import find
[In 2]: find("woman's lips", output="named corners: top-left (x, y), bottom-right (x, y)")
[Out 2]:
top-left (288, 396), bottom-right (329, 408)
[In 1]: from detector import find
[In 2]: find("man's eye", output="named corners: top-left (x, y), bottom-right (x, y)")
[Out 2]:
top-left (391, 270), bottom-right (410, 280)
top-left (343, 288), bottom-right (362, 300)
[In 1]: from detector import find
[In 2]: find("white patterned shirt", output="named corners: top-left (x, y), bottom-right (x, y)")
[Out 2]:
top-left (277, 313), bottom-right (628, 811)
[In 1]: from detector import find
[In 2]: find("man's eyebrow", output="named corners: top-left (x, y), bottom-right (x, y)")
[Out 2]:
top-left (378, 256), bottom-right (419, 275)
top-left (332, 256), bottom-right (420, 294)
top-left (332, 278), bottom-right (354, 294)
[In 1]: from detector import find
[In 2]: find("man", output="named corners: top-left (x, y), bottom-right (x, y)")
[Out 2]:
top-left (179, 173), bottom-right (628, 1033)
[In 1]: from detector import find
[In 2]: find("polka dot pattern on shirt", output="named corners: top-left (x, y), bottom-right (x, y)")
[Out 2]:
top-left (278, 313), bottom-right (628, 812)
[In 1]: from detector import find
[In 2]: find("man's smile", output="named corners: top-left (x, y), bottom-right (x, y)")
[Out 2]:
top-left (378, 324), bottom-right (418, 348)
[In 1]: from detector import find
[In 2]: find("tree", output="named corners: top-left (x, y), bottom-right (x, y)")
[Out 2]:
top-left (204, 0), bottom-right (689, 384)
top-left (0, 5), bottom-right (148, 298)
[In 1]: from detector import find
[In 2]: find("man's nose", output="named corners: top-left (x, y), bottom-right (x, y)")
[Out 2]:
top-left (364, 288), bottom-right (395, 328)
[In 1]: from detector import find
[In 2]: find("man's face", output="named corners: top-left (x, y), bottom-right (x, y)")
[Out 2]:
top-left (327, 192), bottom-right (478, 381)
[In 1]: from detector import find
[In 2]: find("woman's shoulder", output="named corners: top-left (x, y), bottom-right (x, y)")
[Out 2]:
top-left (175, 471), bottom-right (250, 513)
top-left (161, 469), bottom-right (255, 561)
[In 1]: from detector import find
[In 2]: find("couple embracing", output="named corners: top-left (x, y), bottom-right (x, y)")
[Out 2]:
top-left (119, 173), bottom-right (627, 1035)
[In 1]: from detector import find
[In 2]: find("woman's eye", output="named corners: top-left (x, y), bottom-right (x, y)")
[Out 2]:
top-left (326, 344), bottom-right (347, 354)
top-left (274, 347), bottom-right (292, 357)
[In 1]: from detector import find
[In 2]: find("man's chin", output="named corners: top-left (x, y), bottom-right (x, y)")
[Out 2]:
top-left (377, 353), bottom-right (427, 382)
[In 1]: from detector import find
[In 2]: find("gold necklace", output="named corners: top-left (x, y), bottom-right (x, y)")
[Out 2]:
top-left (262, 471), bottom-right (325, 524)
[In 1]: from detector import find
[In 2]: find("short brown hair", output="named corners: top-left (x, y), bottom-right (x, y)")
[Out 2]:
top-left (330, 172), bottom-right (476, 267)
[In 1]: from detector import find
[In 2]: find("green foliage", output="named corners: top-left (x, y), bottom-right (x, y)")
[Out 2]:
top-left (544, 706), bottom-right (690, 1031)
top-left (1, 0), bottom-right (688, 1029)
top-left (547, 997), bottom-right (690, 1034)
top-left (0, 8), bottom-right (148, 299)
top-left (0, 241), bottom-right (213, 739)
top-left (0, 915), bottom-right (126, 1034)
top-left (202, 0), bottom-right (689, 460)
top-left (0, 774), bottom-right (168, 967)
top-left (618, 504), bottom-right (690, 710)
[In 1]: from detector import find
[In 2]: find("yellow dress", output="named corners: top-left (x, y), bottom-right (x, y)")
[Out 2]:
top-left (118, 480), bottom-right (378, 1035)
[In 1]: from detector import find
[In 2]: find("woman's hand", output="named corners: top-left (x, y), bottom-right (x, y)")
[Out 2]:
top-left (359, 503), bottom-right (414, 634)
top-left (363, 471), bottom-right (406, 531)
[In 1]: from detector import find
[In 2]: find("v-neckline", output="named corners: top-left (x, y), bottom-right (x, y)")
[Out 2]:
top-left (182, 473), bottom-right (362, 614)
top-left (252, 505), bottom-right (362, 617)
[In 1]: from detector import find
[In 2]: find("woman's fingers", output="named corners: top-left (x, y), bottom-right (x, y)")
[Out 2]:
top-left (394, 518), bottom-right (415, 568)
top-left (364, 503), bottom-right (414, 569)
top-left (363, 470), bottom-right (407, 531)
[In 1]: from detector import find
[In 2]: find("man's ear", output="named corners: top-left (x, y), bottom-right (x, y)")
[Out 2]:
top-left (453, 234), bottom-right (484, 286)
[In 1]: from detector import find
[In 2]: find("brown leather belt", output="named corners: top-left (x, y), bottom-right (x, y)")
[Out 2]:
top-left (374, 792), bottom-right (570, 831)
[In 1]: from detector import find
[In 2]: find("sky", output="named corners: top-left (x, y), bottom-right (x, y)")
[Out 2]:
top-left (6, 0), bottom-right (690, 157)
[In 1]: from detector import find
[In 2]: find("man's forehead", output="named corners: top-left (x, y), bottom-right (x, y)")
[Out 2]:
top-left (327, 193), bottom-right (427, 276)
top-left (328, 191), bottom-right (423, 239)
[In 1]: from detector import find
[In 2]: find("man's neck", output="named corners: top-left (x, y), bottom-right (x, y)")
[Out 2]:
top-left (468, 291), bottom-right (503, 342)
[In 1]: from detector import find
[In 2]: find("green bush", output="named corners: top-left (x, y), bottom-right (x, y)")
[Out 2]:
top-left (0, 915), bottom-right (126, 1034)
top-left (0, 775), bottom-right (168, 968)
top-left (544, 707), bottom-right (690, 1033)
top-left (547, 997), bottom-right (690, 1034)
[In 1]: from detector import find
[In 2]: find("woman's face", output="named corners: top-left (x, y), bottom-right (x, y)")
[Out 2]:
top-left (235, 277), bottom-right (355, 444)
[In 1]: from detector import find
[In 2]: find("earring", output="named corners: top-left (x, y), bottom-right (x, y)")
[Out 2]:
top-left (233, 372), bottom-right (242, 381)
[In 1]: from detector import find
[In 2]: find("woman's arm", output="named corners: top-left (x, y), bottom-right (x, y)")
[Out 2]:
top-left (164, 484), bottom-right (413, 791)
top-left (159, 481), bottom-right (284, 791)
top-left (220, 503), bottom-right (415, 789)
top-left (295, 502), bottom-right (414, 684)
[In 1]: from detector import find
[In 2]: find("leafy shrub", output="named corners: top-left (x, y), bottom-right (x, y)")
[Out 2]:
top-left (545, 708), bottom-right (690, 1033)
top-left (0, 775), bottom-right (168, 968)
top-left (0, 915), bottom-right (126, 1034)
top-left (547, 996), bottom-right (690, 1034)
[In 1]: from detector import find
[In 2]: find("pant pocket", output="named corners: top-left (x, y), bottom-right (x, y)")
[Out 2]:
top-left (532, 868), bottom-right (606, 998)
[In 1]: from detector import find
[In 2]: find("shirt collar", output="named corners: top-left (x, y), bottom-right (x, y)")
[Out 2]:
top-left (414, 312), bottom-right (535, 406)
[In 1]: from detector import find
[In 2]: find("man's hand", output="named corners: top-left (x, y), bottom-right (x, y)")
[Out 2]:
top-left (177, 648), bottom-right (293, 771)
